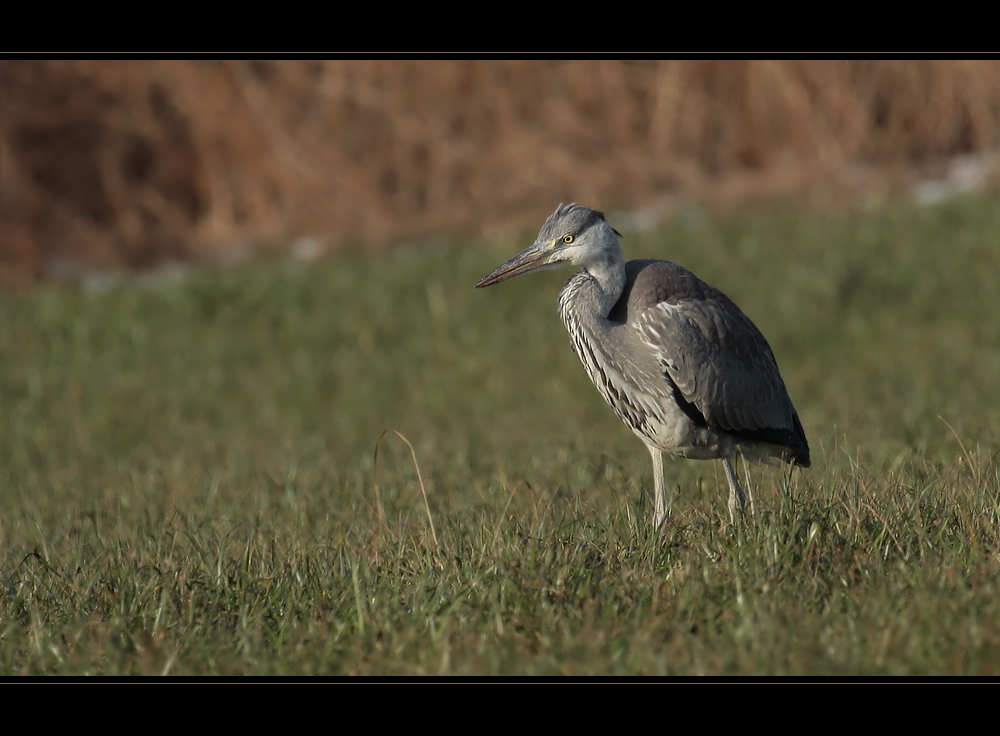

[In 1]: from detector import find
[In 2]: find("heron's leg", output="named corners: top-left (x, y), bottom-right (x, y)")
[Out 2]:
top-left (648, 445), bottom-right (668, 528)
top-left (741, 456), bottom-right (754, 513)
top-left (723, 456), bottom-right (746, 523)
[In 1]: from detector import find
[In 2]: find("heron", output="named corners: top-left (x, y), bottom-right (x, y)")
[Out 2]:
top-left (476, 203), bottom-right (809, 526)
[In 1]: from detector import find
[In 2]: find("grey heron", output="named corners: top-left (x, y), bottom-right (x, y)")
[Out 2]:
top-left (476, 203), bottom-right (809, 526)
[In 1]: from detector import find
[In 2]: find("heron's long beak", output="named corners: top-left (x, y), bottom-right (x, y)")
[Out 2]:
top-left (475, 242), bottom-right (551, 288)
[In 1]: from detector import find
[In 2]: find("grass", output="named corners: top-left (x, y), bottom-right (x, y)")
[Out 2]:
top-left (2, 194), bottom-right (999, 675)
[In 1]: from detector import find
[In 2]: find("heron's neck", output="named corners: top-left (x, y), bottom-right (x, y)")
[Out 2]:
top-left (583, 256), bottom-right (626, 318)
top-left (559, 257), bottom-right (626, 329)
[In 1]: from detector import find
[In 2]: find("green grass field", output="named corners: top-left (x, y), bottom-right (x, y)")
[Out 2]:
top-left (2, 195), bottom-right (999, 675)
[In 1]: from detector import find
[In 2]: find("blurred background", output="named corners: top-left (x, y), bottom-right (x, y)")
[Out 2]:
top-left (3, 59), bottom-right (999, 284)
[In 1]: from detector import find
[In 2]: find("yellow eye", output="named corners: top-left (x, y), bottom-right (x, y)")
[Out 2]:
top-left (562, 234), bottom-right (574, 244)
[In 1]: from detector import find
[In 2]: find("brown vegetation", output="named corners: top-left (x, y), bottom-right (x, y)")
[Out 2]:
top-left (2, 60), bottom-right (999, 282)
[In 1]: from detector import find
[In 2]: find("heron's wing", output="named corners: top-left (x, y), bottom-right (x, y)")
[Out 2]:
top-left (628, 262), bottom-right (797, 437)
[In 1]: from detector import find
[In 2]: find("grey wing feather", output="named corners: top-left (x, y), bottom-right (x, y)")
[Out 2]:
top-left (628, 262), bottom-right (797, 437)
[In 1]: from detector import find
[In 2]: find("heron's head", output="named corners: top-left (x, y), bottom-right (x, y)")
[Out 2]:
top-left (476, 203), bottom-right (623, 288)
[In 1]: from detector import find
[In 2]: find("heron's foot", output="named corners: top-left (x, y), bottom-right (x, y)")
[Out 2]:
top-left (653, 508), bottom-right (669, 531)
top-left (726, 496), bottom-right (752, 525)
